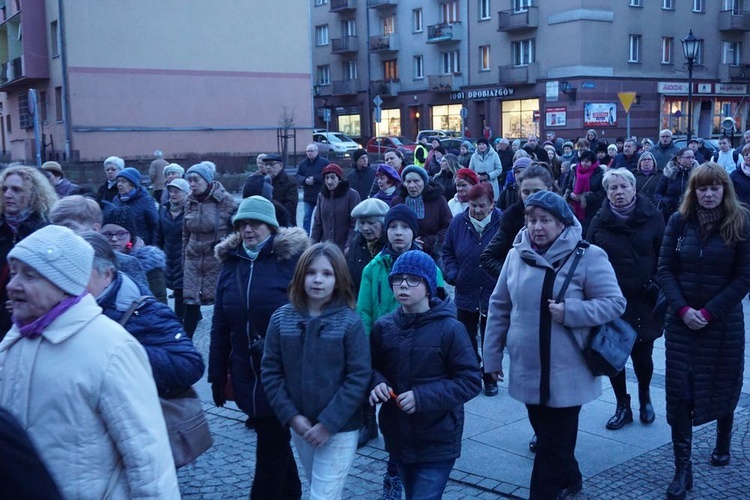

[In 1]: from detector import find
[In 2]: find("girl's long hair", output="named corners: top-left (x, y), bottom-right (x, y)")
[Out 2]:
top-left (288, 242), bottom-right (356, 310)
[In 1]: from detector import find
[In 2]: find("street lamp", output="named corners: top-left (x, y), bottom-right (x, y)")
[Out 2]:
top-left (681, 30), bottom-right (701, 142)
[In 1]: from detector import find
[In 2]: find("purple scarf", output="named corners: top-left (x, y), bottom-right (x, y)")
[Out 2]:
top-left (15, 292), bottom-right (88, 340)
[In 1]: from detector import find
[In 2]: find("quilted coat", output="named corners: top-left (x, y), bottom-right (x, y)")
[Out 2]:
top-left (156, 202), bottom-right (185, 290)
top-left (311, 180), bottom-right (361, 251)
top-left (112, 186), bottom-right (158, 246)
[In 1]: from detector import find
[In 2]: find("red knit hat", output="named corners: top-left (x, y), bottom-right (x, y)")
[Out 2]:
top-left (456, 168), bottom-right (479, 185)
top-left (323, 163), bottom-right (344, 179)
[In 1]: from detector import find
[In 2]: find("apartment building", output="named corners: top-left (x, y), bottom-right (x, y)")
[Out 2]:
top-left (311, 0), bottom-right (750, 142)
top-left (0, 0), bottom-right (312, 163)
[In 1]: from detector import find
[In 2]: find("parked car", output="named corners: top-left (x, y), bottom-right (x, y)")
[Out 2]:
top-left (365, 136), bottom-right (417, 159)
top-left (416, 129), bottom-right (460, 143)
top-left (313, 131), bottom-right (362, 160)
top-left (440, 137), bottom-right (474, 155)
top-left (672, 137), bottom-right (719, 158)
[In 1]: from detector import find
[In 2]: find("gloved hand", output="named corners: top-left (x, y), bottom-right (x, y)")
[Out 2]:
top-left (212, 382), bottom-right (226, 407)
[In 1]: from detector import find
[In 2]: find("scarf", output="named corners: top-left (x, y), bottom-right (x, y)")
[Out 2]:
top-left (366, 238), bottom-right (385, 258)
top-left (243, 234), bottom-right (272, 260)
top-left (381, 185), bottom-right (396, 196)
top-left (470, 214), bottom-right (492, 236)
top-left (107, 179), bottom-right (117, 189)
top-left (571, 162), bottom-right (597, 220)
top-left (3, 208), bottom-right (32, 234)
top-left (405, 194), bottom-right (425, 219)
top-left (15, 292), bottom-right (87, 339)
top-left (609, 197), bottom-right (637, 220)
top-left (169, 199), bottom-right (185, 216)
top-left (696, 206), bottom-right (723, 227)
top-left (118, 187), bottom-right (138, 202)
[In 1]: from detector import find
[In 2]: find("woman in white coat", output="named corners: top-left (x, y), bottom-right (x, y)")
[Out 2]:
top-left (469, 137), bottom-right (503, 202)
top-left (0, 225), bottom-right (179, 499)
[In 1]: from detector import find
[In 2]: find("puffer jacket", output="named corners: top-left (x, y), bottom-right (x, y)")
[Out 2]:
top-left (156, 202), bottom-right (185, 290)
top-left (391, 182), bottom-right (453, 259)
top-left (371, 297), bottom-right (481, 464)
top-left (208, 228), bottom-right (309, 418)
top-left (479, 201), bottom-right (525, 279)
top-left (182, 181), bottom-right (238, 306)
top-left (261, 302), bottom-right (371, 434)
top-left (98, 272), bottom-right (204, 398)
top-left (130, 238), bottom-right (167, 304)
top-left (658, 212), bottom-right (750, 426)
top-left (113, 186), bottom-right (158, 246)
top-left (469, 147), bottom-right (503, 201)
top-left (443, 208), bottom-right (501, 314)
top-left (655, 160), bottom-right (698, 222)
top-left (730, 166), bottom-right (750, 206)
top-left (634, 169), bottom-right (660, 207)
top-left (311, 180), bottom-right (361, 251)
top-left (346, 231), bottom-right (387, 295)
top-left (587, 194), bottom-right (665, 341)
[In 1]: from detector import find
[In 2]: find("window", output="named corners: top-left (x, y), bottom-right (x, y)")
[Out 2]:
top-left (661, 37), bottom-right (673, 64)
top-left (39, 90), bottom-right (47, 123)
top-left (723, 41), bottom-right (742, 66)
top-left (55, 86), bottom-right (63, 122)
top-left (412, 9), bottom-right (423, 32)
top-left (440, 50), bottom-right (461, 74)
top-left (383, 15), bottom-right (395, 35)
top-left (414, 55), bottom-right (424, 79)
top-left (629, 34), bottom-right (641, 63)
top-left (341, 19), bottom-right (356, 37)
top-left (314, 0), bottom-right (328, 5)
top-left (344, 60), bottom-right (357, 80)
top-left (479, 0), bottom-right (491, 20)
top-left (18, 92), bottom-right (31, 129)
top-left (383, 59), bottom-right (398, 81)
top-left (502, 98), bottom-right (540, 139)
top-left (629, 0), bottom-right (642, 6)
top-left (694, 40), bottom-right (704, 64)
top-left (315, 25), bottom-right (329, 46)
top-left (512, 39), bottom-right (535, 66)
top-left (441, 1), bottom-right (459, 23)
top-left (662, 0), bottom-right (674, 10)
top-left (514, 0), bottom-right (533, 12)
top-left (5, 114), bottom-right (10, 134)
top-left (693, 0), bottom-right (705, 12)
top-left (375, 109), bottom-right (401, 137)
top-left (338, 115), bottom-right (361, 137)
top-left (480, 45), bottom-right (491, 71)
top-left (722, 0), bottom-right (744, 14)
top-left (317, 65), bottom-right (330, 86)
top-left (50, 20), bottom-right (59, 57)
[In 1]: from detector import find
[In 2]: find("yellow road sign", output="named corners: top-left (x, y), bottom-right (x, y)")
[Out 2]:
top-left (618, 92), bottom-right (637, 114)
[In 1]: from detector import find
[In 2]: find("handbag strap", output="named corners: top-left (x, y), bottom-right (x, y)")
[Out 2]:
top-left (118, 296), bottom-right (151, 327)
top-left (554, 241), bottom-right (588, 303)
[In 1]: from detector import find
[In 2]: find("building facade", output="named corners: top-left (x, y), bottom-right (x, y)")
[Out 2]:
top-left (0, 0), bottom-right (313, 163)
top-left (311, 0), bottom-right (750, 143)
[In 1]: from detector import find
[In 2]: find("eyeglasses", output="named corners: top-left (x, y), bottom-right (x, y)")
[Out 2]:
top-left (306, 149), bottom-right (316, 153)
top-left (101, 230), bottom-right (130, 240)
top-left (186, 175), bottom-right (203, 182)
top-left (238, 220), bottom-right (265, 229)
top-left (389, 275), bottom-right (423, 287)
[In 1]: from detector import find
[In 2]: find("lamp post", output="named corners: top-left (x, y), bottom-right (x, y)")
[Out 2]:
top-left (681, 30), bottom-right (700, 142)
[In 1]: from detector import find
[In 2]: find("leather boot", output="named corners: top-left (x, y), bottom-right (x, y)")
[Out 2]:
top-left (639, 390), bottom-right (656, 424)
top-left (667, 402), bottom-right (693, 500)
top-left (710, 413), bottom-right (733, 466)
top-left (357, 404), bottom-right (378, 449)
top-left (606, 395), bottom-right (634, 430)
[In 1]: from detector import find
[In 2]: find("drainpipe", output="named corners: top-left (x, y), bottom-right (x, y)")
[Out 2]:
top-left (57, 0), bottom-right (72, 160)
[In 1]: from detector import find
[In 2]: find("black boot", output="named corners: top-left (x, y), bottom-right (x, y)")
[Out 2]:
top-left (606, 395), bottom-right (633, 430)
top-left (710, 413), bottom-right (733, 466)
top-left (483, 373), bottom-right (498, 397)
top-left (357, 404), bottom-right (379, 449)
top-left (529, 434), bottom-right (537, 453)
top-left (667, 403), bottom-right (693, 500)
top-left (639, 391), bottom-right (655, 424)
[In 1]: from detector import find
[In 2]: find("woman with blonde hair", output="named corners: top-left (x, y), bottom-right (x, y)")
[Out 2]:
top-left (433, 153), bottom-right (460, 202)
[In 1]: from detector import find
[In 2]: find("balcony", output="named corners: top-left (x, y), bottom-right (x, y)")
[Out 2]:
top-left (332, 79), bottom-right (359, 95)
top-left (428, 74), bottom-right (454, 92)
top-left (369, 34), bottom-right (398, 53)
top-left (370, 79), bottom-right (400, 97)
top-left (719, 63), bottom-right (750, 82)
top-left (330, 0), bottom-right (356, 13)
top-left (367, 0), bottom-right (397, 9)
top-left (498, 63), bottom-right (538, 85)
top-left (719, 10), bottom-right (750, 32)
top-left (427, 22), bottom-right (462, 44)
top-left (0, 57), bottom-right (22, 85)
top-left (0, 0), bottom-right (49, 91)
top-left (331, 36), bottom-right (359, 54)
top-left (498, 7), bottom-right (539, 32)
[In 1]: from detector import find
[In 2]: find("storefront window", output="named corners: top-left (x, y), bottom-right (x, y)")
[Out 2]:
top-left (501, 98), bottom-right (539, 139)
top-left (431, 104), bottom-right (462, 132)
top-left (375, 109), bottom-right (402, 136)
top-left (337, 115), bottom-right (361, 137)
top-left (660, 99), bottom-right (688, 135)
top-left (712, 100), bottom-right (746, 135)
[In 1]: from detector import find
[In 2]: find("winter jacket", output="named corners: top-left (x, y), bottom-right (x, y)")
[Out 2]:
top-left (651, 141), bottom-right (681, 171)
top-left (348, 166), bottom-right (377, 201)
top-left (613, 152), bottom-right (640, 171)
top-left (149, 158), bottom-right (169, 191)
top-left (730, 167), bottom-right (750, 206)
top-left (484, 222), bottom-right (626, 407)
top-left (209, 228), bottom-right (309, 418)
top-left (311, 181), bottom-right (361, 251)
top-left (262, 302), bottom-right (371, 434)
top-left (182, 181), bottom-right (238, 306)
top-left (272, 171), bottom-right (298, 227)
top-left (116, 251), bottom-right (152, 296)
top-left (54, 178), bottom-right (80, 197)
top-left (346, 231), bottom-right (387, 295)
top-left (523, 144), bottom-right (548, 162)
top-left (113, 186), bottom-right (159, 246)
top-left (563, 162), bottom-right (606, 233)
top-left (130, 238), bottom-right (168, 304)
top-left (97, 180), bottom-right (119, 204)
top-left (443, 208), bottom-right (502, 314)
top-left (634, 169), bottom-right (660, 207)
top-left (371, 297), bottom-right (481, 464)
top-left (458, 151), bottom-right (472, 168)
top-left (391, 183), bottom-right (453, 259)
top-left (655, 160), bottom-right (697, 222)
top-left (497, 148), bottom-right (514, 184)
top-left (479, 201), bottom-right (526, 279)
top-left (469, 148), bottom-right (503, 201)
top-left (658, 212), bottom-right (750, 426)
top-left (296, 155), bottom-right (329, 204)
top-left (587, 194), bottom-right (665, 341)
top-left (98, 272), bottom-right (204, 398)
top-left (432, 171), bottom-right (456, 202)
top-left (156, 202), bottom-right (185, 290)
top-left (0, 294), bottom-right (180, 499)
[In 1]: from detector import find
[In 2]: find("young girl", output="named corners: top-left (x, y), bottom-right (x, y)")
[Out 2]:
top-left (261, 242), bottom-right (371, 499)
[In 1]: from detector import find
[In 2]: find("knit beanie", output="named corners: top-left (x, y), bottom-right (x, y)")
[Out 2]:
top-left (512, 157), bottom-right (533, 172)
top-left (401, 165), bottom-right (429, 185)
top-left (167, 178), bottom-right (190, 195)
top-left (384, 205), bottom-right (419, 237)
top-left (323, 163), bottom-right (344, 180)
top-left (477, 137), bottom-right (489, 146)
top-left (456, 168), bottom-right (479, 185)
top-left (8, 225), bottom-right (94, 296)
top-left (187, 163), bottom-right (214, 184)
top-left (351, 198), bottom-right (389, 220)
top-left (243, 175), bottom-right (273, 201)
top-left (376, 164), bottom-right (401, 183)
top-left (116, 167), bottom-right (141, 187)
top-left (102, 205), bottom-right (138, 243)
top-left (232, 195), bottom-right (279, 229)
top-left (390, 250), bottom-right (437, 297)
top-left (163, 163), bottom-right (185, 178)
top-left (524, 191), bottom-right (576, 226)
top-left (353, 149), bottom-right (368, 163)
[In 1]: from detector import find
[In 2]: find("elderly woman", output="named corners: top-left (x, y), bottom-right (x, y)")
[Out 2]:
top-left (159, 163), bottom-right (185, 204)
top-left (634, 151), bottom-right (660, 206)
top-left (157, 178), bottom-right (190, 319)
top-left (433, 152), bottom-right (459, 202)
top-left (469, 137), bottom-right (503, 202)
top-left (372, 163), bottom-right (401, 205)
top-left (210, 196), bottom-right (308, 499)
top-left (311, 163), bottom-right (361, 251)
top-left (97, 156), bottom-right (124, 203)
top-left (112, 167), bottom-right (158, 246)
top-left (0, 225), bottom-right (179, 498)
top-left (183, 163), bottom-right (238, 337)
top-left (658, 164), bottom-right (750, 499)
top-left (346, 198), bottom-right (389, 295)
top-left (484, 191), bottom-right (625, 499)
top-left (448, 168), bottom-right (479, 216)
top-left (587, 168), bottom-right (665, 430)
top-left (390, 165), bottom-right (453, 264)
top-left (0, 166), bottom-right (57, 337)
top-left (443, 182), bottom-right (502, 396)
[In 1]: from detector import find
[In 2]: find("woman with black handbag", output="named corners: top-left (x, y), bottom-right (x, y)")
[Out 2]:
top-left (658, 163), bottom-right (750, 500)
top-left (587, 168), bottom-right (665, 430)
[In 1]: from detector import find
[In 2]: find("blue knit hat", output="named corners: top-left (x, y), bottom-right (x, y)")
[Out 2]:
top-left (390, 250), bottom-right (438, 297)
top-left (116, 167), bottom-right (141, 187)
top-left (401, 165), bottom-right (429, 185)
top-left (524, 191), bottom-right (576, 226)
top-left (384, 205), bottom-right (419, 238)
top-left (187, 163), bottom-right (214, 184)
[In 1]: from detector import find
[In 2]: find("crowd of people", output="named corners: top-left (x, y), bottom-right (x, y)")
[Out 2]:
top-left (0, 129), bottom-right (748, 500)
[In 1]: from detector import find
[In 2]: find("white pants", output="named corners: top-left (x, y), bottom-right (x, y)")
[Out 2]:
top-left (291, 429), bottom-right (358, 499)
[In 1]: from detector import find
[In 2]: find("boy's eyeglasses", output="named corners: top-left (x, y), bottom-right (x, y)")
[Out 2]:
top-left (389, 275), bottom-right (422, 287)
top-left (101, 230), bottom-right (130, 240)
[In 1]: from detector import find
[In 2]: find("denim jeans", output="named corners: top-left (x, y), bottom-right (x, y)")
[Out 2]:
top-left (292, 430), bottom-right (358, 500)
top-left (395, 459), bottom-right (455, 500)
top-left (303, 201), bottom-right (315, 235)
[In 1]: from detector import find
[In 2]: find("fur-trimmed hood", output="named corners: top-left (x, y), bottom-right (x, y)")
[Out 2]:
top-left (662, 159), bottom-right (698, 180)
top-left (130, 238), bottom-right (166, 272)
top-left (215, 226), bottom-right (309, 262)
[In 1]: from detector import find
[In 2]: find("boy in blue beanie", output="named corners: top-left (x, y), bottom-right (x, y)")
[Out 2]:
top-left (369, 250), bottom-right (481, 500)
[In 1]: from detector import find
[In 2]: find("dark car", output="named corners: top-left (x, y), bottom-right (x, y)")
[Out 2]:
top-left (366, 136), bottom-right (417, 161)
top-left (672, 138), bottom-right (719, 159)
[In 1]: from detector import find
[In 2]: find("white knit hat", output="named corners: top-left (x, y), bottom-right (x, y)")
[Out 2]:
top-left (8, 225), bottom-right (94, 295)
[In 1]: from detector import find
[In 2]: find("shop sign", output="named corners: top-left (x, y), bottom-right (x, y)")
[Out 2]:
top-left (715, 83), bottom-right (747, 94)
top-left (546, 107), bottom-right (566, 127)
top-left (584, 102), bottom-right (617, 127)
top-left (657, 82), bottom-right (689, 94)
top-left (450, 87), bottom-right (515, 101)
top-left (697, 83), bottom-right (712, 93)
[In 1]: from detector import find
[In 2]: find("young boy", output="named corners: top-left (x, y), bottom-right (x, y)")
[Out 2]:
top-left (369, 250), bottom-right (481, 500)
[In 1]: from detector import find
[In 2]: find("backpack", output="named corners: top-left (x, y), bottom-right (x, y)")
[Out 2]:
top-left (711, 150), bottom-right (739, 165)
